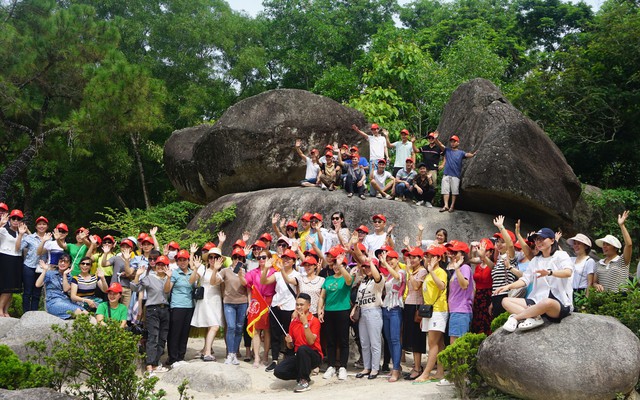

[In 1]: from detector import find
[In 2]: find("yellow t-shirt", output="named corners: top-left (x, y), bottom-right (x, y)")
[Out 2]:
top-left (422, 267), bottom-right (448, 312)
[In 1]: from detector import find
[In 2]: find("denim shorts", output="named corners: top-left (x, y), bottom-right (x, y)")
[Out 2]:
top-left (448, 312), bottom-right (472, 337)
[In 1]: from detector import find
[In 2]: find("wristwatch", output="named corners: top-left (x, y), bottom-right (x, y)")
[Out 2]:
top-left (547, 269), bottom-right (553, 277)
top-left (303, 323), bottom-right (309, 329)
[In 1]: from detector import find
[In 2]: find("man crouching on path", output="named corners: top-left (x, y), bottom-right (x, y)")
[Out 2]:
top-left (274, 293), bottom-right (323, 392)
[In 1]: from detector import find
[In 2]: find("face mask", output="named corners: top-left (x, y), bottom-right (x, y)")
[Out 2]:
top-left (168, 250), bottom-right (177, 260)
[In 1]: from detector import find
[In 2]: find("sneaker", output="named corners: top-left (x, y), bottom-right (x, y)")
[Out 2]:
top-left (376, 193), bottom-right (382, 199)
top-left (171, 361), bottom-right (188, 368)
top-left (436, 378), bottom-right (454, 386)
top-left (385, 194), bottom-right (392, 200)
top-left (394, 197), bottom-right (403, 202)
top-left (353, 359), bottom-right (363, 369)
top-left (294, 380), bottom-right (311, 392)
top-left (265, 360), bottom-right (277, 372)
top-left (415, 200), bottom-right (424, 206)
top-left (224, 354), bottom-right (234, 365)
top-left (323, 366), bottom-right (336, 379)
top-left (231, 353), bottom-right (240, 365)
top-left (347, 193), bottom-right (353, 198)
top-left (154, 366), bottom-right (169, 373)
top-left (321, 184), bottom-right (327, 190)
top-left (338, 367), bottom-right (348, 380)
top-left (425, 202), bottom-right (433, 208)
top-left (360, 194), bottom-right (366, 200)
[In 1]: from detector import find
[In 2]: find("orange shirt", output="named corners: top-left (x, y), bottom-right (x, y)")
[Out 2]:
top-left (289, 314), bottom-right (322, 358)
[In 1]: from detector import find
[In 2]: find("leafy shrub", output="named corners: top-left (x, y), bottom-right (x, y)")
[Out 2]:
top-left (91, 201), bottom-right (236, 246)
top-left (490, 311), bottom-right (510, 333)
top-left (582, 187), bottom-right (640, 242)
top-left (8, 294), bottom-right (23, 318)
top-left (0, 345), bottom-right (53, 389)
top-left (27, 315), bottom-right (165, 400)
top-left (437, 333), bottom-right (487, 399)
top-left (580, 278), bottom-right (640, 339)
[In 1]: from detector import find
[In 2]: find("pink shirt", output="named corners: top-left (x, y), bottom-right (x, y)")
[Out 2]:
top-left (245, 267), bottom-right (277, 297)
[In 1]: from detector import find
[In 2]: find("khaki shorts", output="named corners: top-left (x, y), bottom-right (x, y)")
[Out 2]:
top-left (441, 175), bottom-right (460, 195)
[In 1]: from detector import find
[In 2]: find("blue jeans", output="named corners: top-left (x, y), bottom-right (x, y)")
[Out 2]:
top-left (224, 303), bottom-right (248, 354)
top-left (382, 307), bottom-right (402, 371)
top-left (22, 266), bottom-right (43, 313)
top-left (395, 182), bottom-right (411, 198)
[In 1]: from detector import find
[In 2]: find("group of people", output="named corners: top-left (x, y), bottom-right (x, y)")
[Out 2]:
top-left (295, 124), bottom-right (475, 212)
top-left (0, 200), bottom-right (636, 392)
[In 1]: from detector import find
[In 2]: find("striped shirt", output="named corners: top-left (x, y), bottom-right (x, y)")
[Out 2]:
top-left (71, 274), bottom-right (99, 298)
top-left (491, 255), bottom-right (518, 295)
top-left (596, 256), bottom-right (629, 292)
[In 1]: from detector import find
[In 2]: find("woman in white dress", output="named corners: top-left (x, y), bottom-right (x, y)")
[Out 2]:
top-left (190, 247), bottom-right (224, 361)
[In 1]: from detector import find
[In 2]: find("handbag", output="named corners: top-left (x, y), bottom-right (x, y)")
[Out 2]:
top-left (352, 304), bottom-right (361, 322)
top-left (414, 286), bottom-right (443, 323)
top-left (192, 271), bottom-right (204, 300)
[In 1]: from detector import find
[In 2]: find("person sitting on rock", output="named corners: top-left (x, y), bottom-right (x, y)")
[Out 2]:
top-left (337, 152), bottom-right (367, 200)
top-left (351, 123), bottom-right (389, 181)
top-left (411, 163), bottom-right (436, 207)
top-left (294, 139), bottom-right (320, 188)
top-left (369, 159), bottom-right (394, 199)
top-left (393, 158), bottom-right (417, 202)
top-left (495, 228), bottom-right (573, 332)
top-left (274, 292), bottom-right (323, 392)
top-left (318, 144), bottom-right (338, 165)
top-left (432, 132), bottom-right (477, 213)
top-left (318, 150), bottom-right (341, 191)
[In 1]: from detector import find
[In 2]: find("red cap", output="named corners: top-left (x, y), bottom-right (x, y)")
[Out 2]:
top-left (0, 203), bottom-right (8, 212)
top-left (450, 135), bottom-right (460, 142)
top-left (355, 225), bottom-right (369, 234)
top-left (120, 239), bottom-right (134, 248)
top-left (480, 238), bottom-right (495, 251)
top-left (177, 249), bottom-right (190, 259)
top-left (232, 248), bottom-right (246, 258)
top-left (372, 214), bottom-right (386, 222)
top-left (351, 152), bottom-right (360, 159)
top-left (407, 248), bottom-right (424, 257)
top-left (325, 246), bottom-right (344, 258)
top-left (350, 146), bottom-right (359, 152)
top-left (427, 132), bottom-right (436, 138)
top-left (303, 248), bottom-right (318, 257)
top-left (233, 239), bottom-right (246, 248)
top-left (325, 144), bottom-right (333, 150)
top-left (106, 282), bottom-right (123, 293)
top-left (514, 241), bottom-right (522, 250)
top-left (137, 232), bottom-right (148, 241)
top-left (312, 213), bottom-right (323, 222)
top-left (493, 230), bottom-right (516, 243)
top-left (371, 123), bottom-right (379, 129)
top-left (75, 227), bottom-right (88, 234)
top-left (156, 255), bottom-right (170, 265)
top-left (377, 159), bottom-right (386, 166)
top-left (140, 235), bottom-right (154, 245)
top-left (56, 223), bottom-right (69, 232)
top-left (387, 250), bottom-right (399, 259)
top-left (168, 241), bottom-right (180, 250)
top-left (103, 235), bottom-right (115, 243)
top-left (202, 242), bottom-right (216, 251)
top-left (426, 245), bottom-right (447, 257)
top-left (400, 129), bottom-right (409, 135)
top-left (259, 233), bottom-right (273, 242)
top-left (405, 157), bottom-right (414, 163)
top-left (356, 243), bottom-right (367, 252)
top-left (300, 213), bottom-right (313, 222)
top-left (302, 256), bottom-right (318, 265)
top-left (341, 144), bottom-right (349, 149)
top-left (326, 151), bottom-right (333, 157)
top-left (282, 249), bottom-right (297, 259)
top-left (92, 235), bottom-right (102, 245)
top-left (35, 216), bottom-right (49, 224)
top-left (9, 209), bottom-right (24, 219)
top-left (286, 220), bottom-right (298, 229)
top-left (252, 240), bottom-right (267, 249)
top-left (310, 148), bottom-right (319, 154)
top-left (445, 240), bottom-right (470, 254)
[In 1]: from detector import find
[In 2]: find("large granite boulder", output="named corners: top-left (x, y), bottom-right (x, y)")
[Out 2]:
top-left (186, 187), bottom-right (534, 255)
top-left (0, 388), bottom-right (77, 400)
top-left (164, 89), bottom-right (367, 204)
top-left (477, 313), bottom-right (640, 400)
top-left (161, 362), bottom-right (251, 394)
top-left (0, 311), bottom-right (70, 361)
top-left (436, 78), bottom-right (581, 227)
top-left (0, 316), bottom-right (19, 339)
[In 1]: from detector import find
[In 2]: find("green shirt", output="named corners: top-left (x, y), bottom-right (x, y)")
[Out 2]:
top-left (322, 275), bottom-right (352, 311)
top-left (68, 243), bottom-right (89, 276)
top-left (96, 302), bottom-right (128, 321)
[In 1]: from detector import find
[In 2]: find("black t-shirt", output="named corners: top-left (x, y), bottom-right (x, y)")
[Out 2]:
top-left (418, 144), bottom-right (443, 170)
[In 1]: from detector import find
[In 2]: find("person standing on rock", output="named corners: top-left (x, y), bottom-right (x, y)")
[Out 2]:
top-left (17, 215), bottom-right (49, 313)
top-left (432, 132), bottom-right (477, 213)
top-left (384, 128), bottom-right (415, 176)
top-left (274, 293), bottom-right (323, 393)
top-left (351, 123), bottom-right (389, 181)
top-left (294, 139), bottom-right (321, 188)
top-left (495, 228), bottom-right (573, 332)
top-left (0, 210), bottom-right (25, 317)
top-left (413, 132), bottom-right (444, 190)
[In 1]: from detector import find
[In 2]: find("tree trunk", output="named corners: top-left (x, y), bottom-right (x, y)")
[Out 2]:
top-left (130, 132), bottom-right (151, 210)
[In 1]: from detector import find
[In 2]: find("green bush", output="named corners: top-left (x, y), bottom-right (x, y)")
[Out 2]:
top-left (8, 294), bottom-right (23, 318)
top-left (0, 345), bottom-right (53, 389)
top-left (490, 311), bottom-right (510, 333)
top-left (437, 332), bottom-right (487, 399)
top-left (27, 315), bottom-right (166, 400)
top-left (91, 201), bottom-right (236, 246)
top-left (580, 278), bottom-right (640, 339)
top-left (582, 187), bottom-right (640, 242)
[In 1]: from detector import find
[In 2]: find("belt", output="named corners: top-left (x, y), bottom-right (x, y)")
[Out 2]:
top-left (146, 304), bottom-right (168, 309)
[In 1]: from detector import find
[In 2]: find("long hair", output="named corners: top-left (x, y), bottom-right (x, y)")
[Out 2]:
top-left (332, 211), bottom-right (348, 229)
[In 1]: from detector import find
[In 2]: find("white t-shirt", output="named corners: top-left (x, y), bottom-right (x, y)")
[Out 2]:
top-left (392, 141), bottom-right (413, 168)
top-left (369, 135), bottom-right (387, 160)
top-left (521, 250), bottom-right (573, 309)
top-left (356, 276), bottom-right (385, 309)
top-left (43, 240), bottom-right (65, 265)
top-left (364, 232), bottom-right (393, 253)
top-left (305, 157), bottom-right (320, 180)
top-left (272, 269), bottom-right (301, 311)
top-left (373, 170), bottom-right (393, 187)
top-left (571, 256), bottom-right (596, 289)
top-left (0, 227), bottom-right (20, 256)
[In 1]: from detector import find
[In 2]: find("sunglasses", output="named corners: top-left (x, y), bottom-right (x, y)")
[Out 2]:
top-left (286, 227), bottom-right (296, 231)
top-left (331, 216), bottom-right (341, 220)
top-left (257, 255), bottom-right (268, 260)
top-left (104, 241), bottom-right (114, 245)
top-left (148, 257), bottom-right (158, 261)
top-left (10, 217), bottom-right (22, 221)
top-left (80, 262), bottom-right (91, 266)
top-left (277, 243), bottom-right (289, 247)
top-left (231, 256), bottom-right (244, 260)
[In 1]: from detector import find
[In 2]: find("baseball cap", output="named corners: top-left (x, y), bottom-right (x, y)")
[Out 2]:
top-left (168, 241), bottom-right (180, 249)
top-left (427, 132), bottom-right (436, 139)
top-left (282, 249), bottom-right (297, 259)
top-left (140, 235), bottom-right (154, 245)
top-left (9, 209), bottom-right (23, 219)
top-left (371, 123), bottom-right (379, 129)
top-left (56, 223), bottom-right (69, 233)
top-left (202, 242), bottom-right (216, 251)
top-left (286, 221), bottom-right (298, 229)
top-left (387, 250), bottom-right (399, 259)
top-left (120, 239), bottom-right (134, 248)
top-left (300, 212), bottom-right (313, 222)
top-left (92, 235), bottom-right (102, 245)
top-left (355, 225), bottom-right (369, 234)
top-left (312, 213), bottom-right (323, 221)
top-left (325, 246), bottom-right (344, 258)
top-left (480, 238), bottom-right (495, 250)
top-left (450, 135), bottom-right (460, 142)
top-left (326, 151), bottom-right (333, 157)
top-left (103, 235), bottom-right (115, 243)
top-left (350, 146), bottom-right (359, 152)
top-left (232, 248), bottom-right (246, 258)
top-left (407, 248), bottom-right (424, 257)
top-left (156, 255), bottom-right (170, 265)
top-left (259, 233), bottom-right (273, 242)
top-left (177, 249), bottom-right (190, 259)
top-left (35, 216), bottom-right (49, 224)
top-left (493, 230), bottom-right (516, 243)
top-left (106, 282), bottom-right (123, 293)
top-left (445, 240), bottom-right (470, 254)
top-left (377, 159), bottom-right (386, 166)
top-left (0, 203), bottom-right (8, 212)
top-left (233, 239), bottom-right (246, 248)
top-left (530, 228), bottom-right (555, 241)
top-left (400, 129), bottom-right (409, 135)
top-left (356, 243), bottom-right (367, 252)
top-left (252, 240), bottom-right (267, 249)
top-left (302, 256), bottom-right (318, 265)
top-left (426, 245), bottom-right (447, 257)
top-left (405, 157), bottom-right (414, 163)
top-left (372, 214), bottom-right (386, 222)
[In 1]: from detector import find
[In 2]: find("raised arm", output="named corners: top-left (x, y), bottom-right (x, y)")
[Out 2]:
top-left (618, 210), bottom-right (633, 265)
top-left (351, 124), bottom-right (370, 140)
top-left (494, 215), bottom-right (515, 258)
top-left (432, 131), bottom-right (446, 151)
top-left (382, 129), bottom-right (393, 148)
top-left (37, 232), bottom-right (52, 256)
top-left (515, 219), bottom-right (533, 261)
top-left (294, 139), bottom-right (307, 161)
top-left (271, 214), bottom-right (284, 239)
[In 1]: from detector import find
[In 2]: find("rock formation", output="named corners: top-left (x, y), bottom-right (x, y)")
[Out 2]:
top-left (164, 89), bottom-right (367, 203)
top-left (436, 78), bottom-right (581, 227)
top-left (0, 311), bottom-right (70, 361)
top-left (477, 313), bottom-right (640, 400)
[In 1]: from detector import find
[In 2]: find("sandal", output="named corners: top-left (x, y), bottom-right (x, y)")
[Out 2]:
top-left (404, 368), bottom-right (423, 380)
top-left (502, 315), bottom-right (519, 333)
top-left (518, 316), bottom-right (544, 331)
top-left (202, 354), bottom-right (216, 362)
top-left (439, 207), bottom-right (449, 213)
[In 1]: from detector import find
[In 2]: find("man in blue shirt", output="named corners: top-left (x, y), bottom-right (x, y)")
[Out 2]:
top-left (434, 132), bottom-right (476, 213)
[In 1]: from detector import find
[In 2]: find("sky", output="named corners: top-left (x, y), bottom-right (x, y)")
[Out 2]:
top-left (226, 0), bottom-right (602, 18)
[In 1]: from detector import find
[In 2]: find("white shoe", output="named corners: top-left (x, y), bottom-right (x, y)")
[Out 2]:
top-left (224, 354), bottom-right (234, 365)
top-left (338, 367), bottom-right (348, 380)
top-left (321, 184), bottom-right (327, 190)
top-left (436, 378), bottom-right (453, 386)
top-left (231, 353), bottom-right (240, 365)
top-left (347, 193), bottom-right (353, 198)
top-left (518, 317), bottom-right (544, 331)
top-left (502, 315), bottom-right (519, 333)
top-left (385, 194), bottom-right (392, 199)
top-left (425, 202), bottom-right (433, 208)
top-left (415, 200), bottom-right (424, 206)
top-left (376, 193), bottom-right (382, 199)
top-left (323, 366), bottom-right (336, 379)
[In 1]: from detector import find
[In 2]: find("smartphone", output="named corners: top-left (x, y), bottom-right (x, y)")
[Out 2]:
top-left (233, 262), bottom-right (243, 274)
